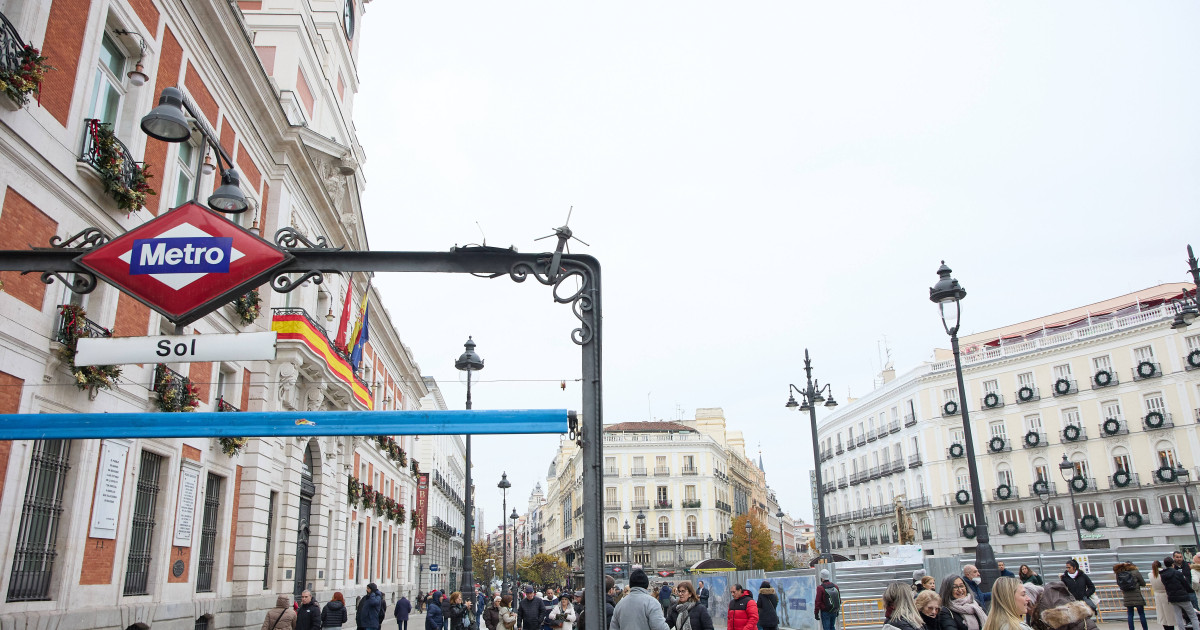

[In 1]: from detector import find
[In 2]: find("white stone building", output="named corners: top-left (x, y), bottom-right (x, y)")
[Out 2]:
top-left (817, 283), bottom-right (1200, 559)
top-left (415, 378), bottom-right (467, 594)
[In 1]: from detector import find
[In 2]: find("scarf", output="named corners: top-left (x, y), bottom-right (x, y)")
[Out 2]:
top-left (948, 596), bottom-right (987, 630)
top-left (676, 601), bottom-right (696, 630)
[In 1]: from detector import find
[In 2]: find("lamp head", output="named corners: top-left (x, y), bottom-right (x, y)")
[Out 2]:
top-left (799, 400), bottom-right (812, 412)
top-left (824, 394), bottom-right (838, 408)
top-left (498, 472), bottom-right (511, 490)
top-left (127, 62), bottom-right (148, 87)
top-left (636, 510), bottom-right (645, 522)
top-left (510, 509), bottom-right (518, 520)
top-left (140, 87), bottom-right (192, 142)
top-left (785, 395), bottom-right (799, 408)
top-left (745, 520), bottom-right (752, 533)
top-left (776, 509), bottom-right (784, 518)
top-left (455, 336), bottom-right (485, 372)
top-left (1175, 464), bottom-right (1190, 479)
top-left (1172, 307), bottom-right (1197, 329)
top-left (208, 169), bottom-right (249, 213)
top-left (1058, 454), bottom-right (1075, 481)
top-left (929, 261), bottom-right (967, 304)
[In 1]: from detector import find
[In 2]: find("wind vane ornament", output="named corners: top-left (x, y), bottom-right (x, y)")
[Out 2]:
top-left (535, 206), bottom-right (589, 283)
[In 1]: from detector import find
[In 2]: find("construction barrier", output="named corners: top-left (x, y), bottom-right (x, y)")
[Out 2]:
top-left (1095, 585), bottom-right (1158, 622)
top-left (840, 597), bottom-right (887, 629)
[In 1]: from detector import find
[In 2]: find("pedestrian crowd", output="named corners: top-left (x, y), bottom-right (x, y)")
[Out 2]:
top-left (255, 551), bottom-right (1200, 630)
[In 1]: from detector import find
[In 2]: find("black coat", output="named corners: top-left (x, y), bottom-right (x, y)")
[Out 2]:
top-left (517, 596), bottom-right (549, 630)
top-left (920, 613), bottom-right (939, 630)
top-left (756, 590), bottom-right (779, 628)
top-left (322, 601), bottom-right (348, 628)
top-left (1060, 572), bottom-right (1096, 603)
top-left (448, 603), bottom-right (470, 630)
top-left (297, 601), bottom-right (324, 630)
top-left (1161, 566), bottom-right (1193, 603)
top-left (577, 595), bottom-right (615, 630)
top-left (667, 603), bottom-right (715, 630)
top-left (936, 608), bottom-right (968, 630)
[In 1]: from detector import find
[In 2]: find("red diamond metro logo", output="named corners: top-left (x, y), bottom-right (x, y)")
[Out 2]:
top-left (78, 202), bottom-right (292, 325)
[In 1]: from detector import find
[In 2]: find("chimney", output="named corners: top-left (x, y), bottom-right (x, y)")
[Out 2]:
top-left (881, 362), bottom-right (896, 384)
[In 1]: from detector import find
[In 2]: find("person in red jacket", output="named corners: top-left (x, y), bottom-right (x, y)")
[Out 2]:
top-left (727, 585), bottom-right (759, 630)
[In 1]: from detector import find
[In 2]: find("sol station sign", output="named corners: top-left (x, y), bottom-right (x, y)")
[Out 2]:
top-left (77, 202), bottom-right (292, 325)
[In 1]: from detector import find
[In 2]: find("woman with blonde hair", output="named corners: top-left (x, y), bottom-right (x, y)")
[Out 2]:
top-left (981, 577), bottom-right (1032, 630)
top-left (884, 581), bottom-right (927, 630)
top-left (915, 591), bottom-right (941, 630)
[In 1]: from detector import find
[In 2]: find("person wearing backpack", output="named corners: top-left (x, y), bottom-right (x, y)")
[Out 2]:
top-left (815, 570), bottom-right (841, 630)
top-left (1114, 563), bottom-right (1148, 630)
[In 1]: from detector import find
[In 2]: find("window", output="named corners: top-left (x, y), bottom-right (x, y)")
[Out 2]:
top-left (1017, 372), bottom-right (1035, 388)
top-left (1112, 449), bottom-right (1132, 473)
top-left (635, 520), bottom-right (646, 539)
top-left (606, 518), bottom-right (617, 539)
top-left (686, 515), bottom-right (697, 537)
top-left (264, 491), bottom-right (276, 588)
top-left (658, 517), bottom-right (670, 538)
top-left (1186, 334), bottom-right (1200, 351)
top-left (656, 486), bottom-right (668, 503)
top-left (605, 487), bottom-right (617, 503)
top-left (196, 473), bottom-right (223, 592)
top-left (1102, 400), bottom-right (1123, 421)
top-left (1069, 457), bottom-right (1090, 479)
top-left (604, 456), bottom-right (615, 470)
top-left (684, 485), bottom-right (696, 501)
top-left (1133, 345), bottom-right (1155, 363)
top-left (958, 513), bottom-right (976, 528)
top-left (1093, 355), bottom-right (1113, 373)
top-left (1053, 364), bottom-right (1073, 380)
top-left (173, 141), bottom-right (201, 207)
top-left (943, 387), bottom-right (958, 403)
top-left (1160, 494), bottom-right (1196, 514)
top-left (683, 455), bottom-right (695, 471)
top-left (89, 32), bottom-right (127, 126)
top-left (1033, 464), bottom-right (1049, 482)
top-left (951, 428), bottom-right (964, 443)
top-left (989, 421), bottom-right (1007, 440)
top-left (893, 444), bottom-right (903, 460)
top-left (1061, 407), bottom-right (1081, 428)
top-left (633, 486), bottom-right (645, 502)
top-left (983, 379), bottom-right (999, 394)
top-left (955, 469), bottom-right (969, 492)
top-left (124, 450), bottom-right (164, 595)
top-left (7, 440), bottom-right (72, 602)
top-left (1025, 414), bottom-right (1043, 433)
top-left (997, 468), bottom-right (1014, 487)
top-left (605, 553), bottom-right (623, 564)
top-left (1034, 504), bottom-right (1063, 523)
top-left (1144, 393), bottom-right (1167, 415)
top-left (1115, 498), bottom-right (1149, 516)
top-left (997, 508), bottom-right (1024, 525)
top-left (1157, 443), bottom-right (1178, 468)
top-left (1075, 502), bottom-right (1104, 519)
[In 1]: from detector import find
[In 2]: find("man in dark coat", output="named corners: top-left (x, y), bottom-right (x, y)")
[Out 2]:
top-left (427, 591), bottom-right (446, 630)
top-left (297, 590), bottom-right (324, 630)
top-left (396, 595), bottom-right (413, 630)
top-left (1162, 557), bottom-right (1200, 630)
top-left (359, 584), bottom-right (386, 630)
top-left (696, 581), bottom-right (709, 610)
top-left (517, 587), bottom-right (550, 630)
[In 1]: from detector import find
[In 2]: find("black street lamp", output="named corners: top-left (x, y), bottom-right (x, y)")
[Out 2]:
top-left (498, 472), bottom-right (511, 596)
top-left (140, 86), bottom-right (249, 213)
top-left (623, 519), bottom-right (631, 567)
top-left (637, 509), bottom-right (646, 566)
top-left (456, 337), bottom-right (484, 596)
top-left (1058, 455), bottom-right (1084, 549)
top-left (1173, 464), bottom-right (1200, 549)
top-left (1034, 484), bottom-right (1056, 551)
top-left (1170, 244), bottom-right (1199, 329)
top-left (509, 509), bottom-right (519, 588)
top-left (745, 518), bottom-right (754, 571)
top-left (785, 352), bottom-right (838, 563)
top-left (776, 509), bottom-right (787, 569)
top-left (929, 261), bottom-right (999, 591)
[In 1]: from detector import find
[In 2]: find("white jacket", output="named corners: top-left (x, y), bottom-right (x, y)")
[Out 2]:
top-left (548, 604), bottom-right (578, 630)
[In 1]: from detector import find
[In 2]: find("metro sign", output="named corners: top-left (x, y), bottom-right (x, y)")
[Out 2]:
top-left (78, 202), bottom-right (292, 325)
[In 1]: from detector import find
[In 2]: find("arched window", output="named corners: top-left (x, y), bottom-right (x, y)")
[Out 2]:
top-left (658, 516), bottom-right (670, 538)
top-left (686, 515), bottom-right (698, 537)
top-left (1156, 441), bottom-right (1178, 468)
top-left (1110, 446), bottom-right (1131, 474)
top-left (1068, 452), bottom-right (1090, 479)
top-left (635, 520), bottom-right (646, 539)
top-left (996, 464), bottom-right (1013, 488)
top-left (887, 483), bottom-right (895, 502)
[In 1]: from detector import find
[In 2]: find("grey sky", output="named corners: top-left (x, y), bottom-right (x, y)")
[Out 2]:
top-left (355, 2), bottom-right (1199, 529)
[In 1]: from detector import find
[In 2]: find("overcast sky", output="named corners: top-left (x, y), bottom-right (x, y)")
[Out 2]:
top-left (354, 2), bottom-right (1200, 531)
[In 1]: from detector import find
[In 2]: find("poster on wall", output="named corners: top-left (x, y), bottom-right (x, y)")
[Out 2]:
top-left (413, 472), bottom-right (429, 555)
top-left (173, 466), bottom-right (201, 547)
top-left (89, 439), bottom-right (130, 539)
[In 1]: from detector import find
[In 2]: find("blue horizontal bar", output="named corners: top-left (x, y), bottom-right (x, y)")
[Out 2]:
top-left (0, 409), bottom-right (571, 440)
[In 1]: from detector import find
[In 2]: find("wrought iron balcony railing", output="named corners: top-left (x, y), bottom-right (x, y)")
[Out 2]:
top-left (215, 397), bottom-right (239, 412)
top-left (80, 119), bottom-right (141, 192)
top-left (57, 306), bottom-right (112, 343)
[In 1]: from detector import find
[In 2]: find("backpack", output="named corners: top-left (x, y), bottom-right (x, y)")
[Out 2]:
top-left (824, 584), bottom-right (842, 615)
top-left (1116, 570), bottom-right (1137, 592)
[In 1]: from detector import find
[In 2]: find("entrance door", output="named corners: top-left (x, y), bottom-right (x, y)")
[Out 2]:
top-left (294, 446), bottom-right (315, 600)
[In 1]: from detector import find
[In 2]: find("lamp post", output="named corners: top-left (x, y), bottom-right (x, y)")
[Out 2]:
top-left (1174, 465), bottom-right (1200, 549)
top-left (929, 261), bottom-right (999, 590)
top-left (498, 472), bottom-right (511, 596)
top-left (1058, 455), bottom-right (1084, 549)
top-left (623, 520), bottom-right (631, 567)
top-left (1170, 244), bottom-right (1199, 330)
top-left (776, 509), bottom-right (787, 569)
top-left (1035, 484), bottom-right (1056, 551)
top-left (509, 509), bottom-right (519, 589)
top-left (456, 337), bottom-right (484, 596)
top-left (139, 87), bottom-right (249, 213)
top-left (726, 528), bottom-right (734, 561)
top-left (637, 509), bottom-right (646, 566)
top-left (785, 350), bottom-right (838, 563)
top-left (745, 518), bottom-right (754, 571)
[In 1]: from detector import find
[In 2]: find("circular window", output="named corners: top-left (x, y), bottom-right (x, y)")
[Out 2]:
top-left (343, 0), bottom-right (356, 40)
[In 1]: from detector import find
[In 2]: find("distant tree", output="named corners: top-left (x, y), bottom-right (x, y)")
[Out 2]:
top-left (731, 513), bottom-right (783, 571)
top-left (473, 540), bottom-right (501, 584)
top-left (517, 553), bottom-right (569, 586)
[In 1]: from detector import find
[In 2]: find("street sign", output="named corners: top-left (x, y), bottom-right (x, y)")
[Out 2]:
top-left (76, 202), bottom-right (292, 325)
top-left (430, 564), bottom-right (440, 572)
top-left (74, 331), bottom-right (277, 366)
